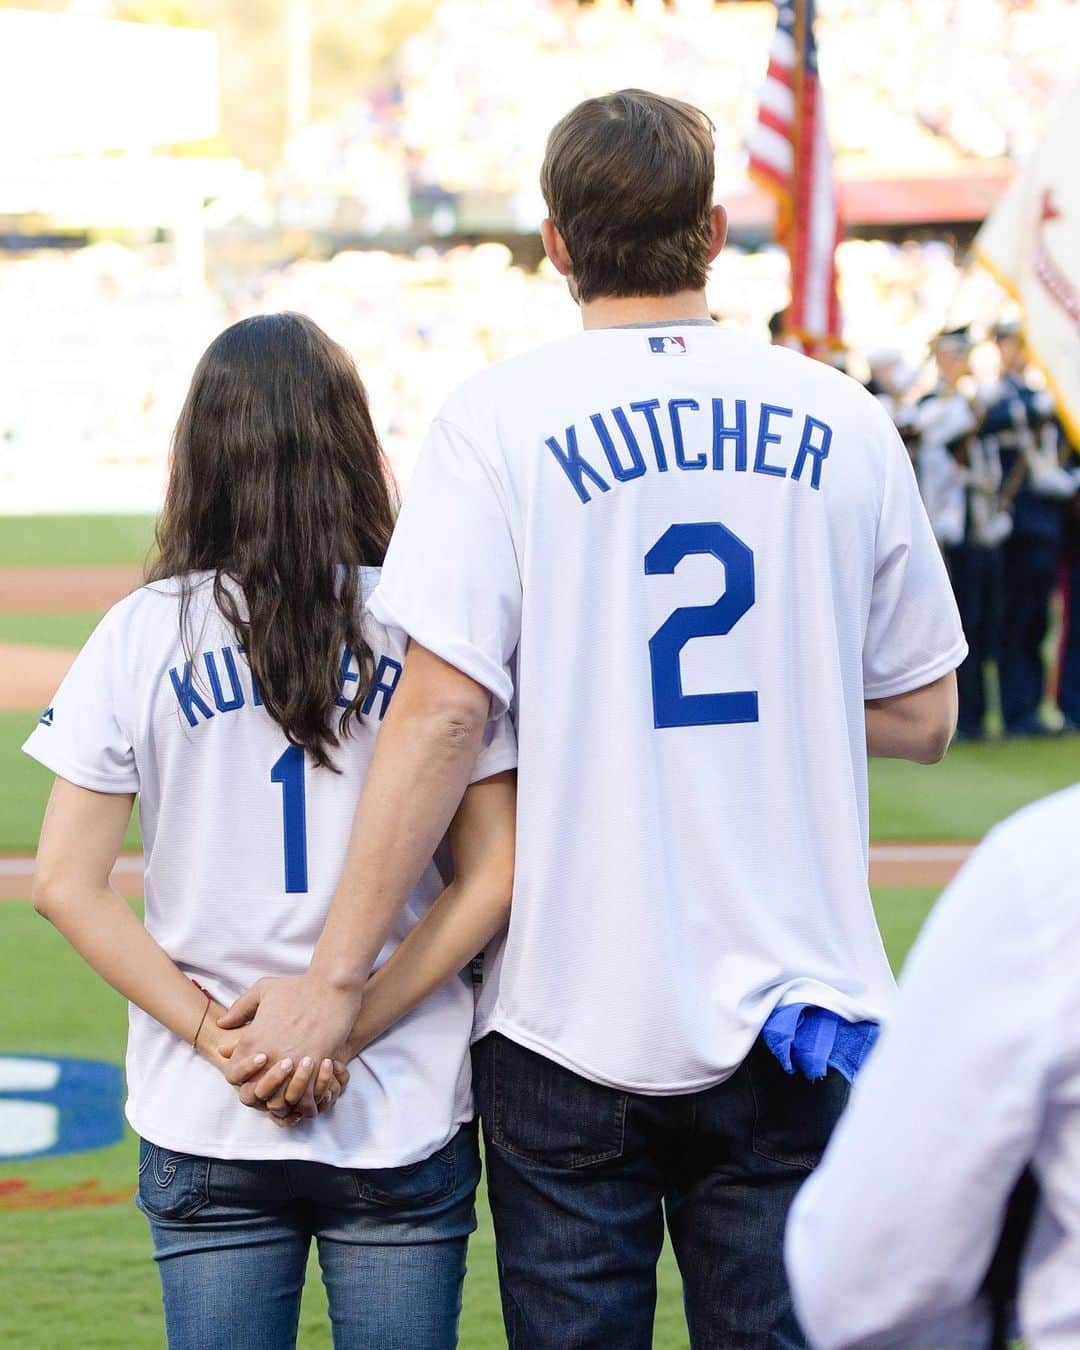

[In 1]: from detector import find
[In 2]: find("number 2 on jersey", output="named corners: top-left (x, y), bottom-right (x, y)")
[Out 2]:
top-left (645, 521), bottom-right (759, 729)
top-left (271, 745), bottom-right (309, 893)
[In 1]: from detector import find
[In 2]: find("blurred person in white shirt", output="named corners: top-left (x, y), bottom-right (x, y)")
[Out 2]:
top-left (786, 784), bottom-right (1080, 1349)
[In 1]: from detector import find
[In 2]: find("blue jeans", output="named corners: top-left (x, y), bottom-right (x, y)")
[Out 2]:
top-left (473, 1032), bottom-right (848, 1349)
top-left (136, 1121), bottom-right (479, 1350)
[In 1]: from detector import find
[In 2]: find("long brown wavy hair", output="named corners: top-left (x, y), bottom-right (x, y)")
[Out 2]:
top-left (147, 312), bottom-right (396, 769)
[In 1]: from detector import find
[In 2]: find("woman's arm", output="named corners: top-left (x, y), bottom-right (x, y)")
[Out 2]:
top-left (31, 777), bottom-right (339, 1106)
top-left (348, 769), bottom-right (516, 1051)
top-left (223, 770), bottom-right (516, 1113)
top-left (32, 779), bottom-right (232, 1057)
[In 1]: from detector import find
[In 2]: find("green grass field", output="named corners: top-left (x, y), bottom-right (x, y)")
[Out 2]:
top-left (0, 514), bottom-right (157, 569)
top-left (0, 611), bottom-right (107, 649)
top-left (0, 515), bottom-right (1072, 1346)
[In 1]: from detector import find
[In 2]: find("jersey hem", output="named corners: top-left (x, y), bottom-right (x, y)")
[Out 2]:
top-left (477, 1014), bottom-right (739, 1096)
top-left (863, 636), bottom-right (969, 702)
top-left (22, 736), bottom-right (140, 795)
top-left (126, 1102), bottom-right (475, 1170)
top-left (479, 993), bottom-right (891, 1096)
top-left (469, 747), bottom-right (518, 784)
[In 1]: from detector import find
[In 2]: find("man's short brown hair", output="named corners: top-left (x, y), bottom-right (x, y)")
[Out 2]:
top-left (540, 89), bottom-right (716, 303)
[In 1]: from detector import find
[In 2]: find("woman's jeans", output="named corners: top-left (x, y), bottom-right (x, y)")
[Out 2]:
top-left (136, 1120), bottom-right (480, 1350)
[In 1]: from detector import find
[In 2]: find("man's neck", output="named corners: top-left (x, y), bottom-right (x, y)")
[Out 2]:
top-left (580, 289), bottom-right (711, 330)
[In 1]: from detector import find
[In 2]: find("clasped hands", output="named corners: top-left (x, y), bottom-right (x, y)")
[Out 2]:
top-left (197, 974), bottom-right (361, 1126)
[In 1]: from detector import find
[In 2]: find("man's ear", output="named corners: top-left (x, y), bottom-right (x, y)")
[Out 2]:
top-left (708, 204), bottom-right (728, 262)
top-left (540, 218), bottom-right (573, 278)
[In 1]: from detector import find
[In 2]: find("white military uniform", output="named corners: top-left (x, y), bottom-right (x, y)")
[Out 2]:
top-left (786, 785), bottom-right (1080, 1349)
top-left (23, 571), bottom-right (516, 1167)
top-left (369, 322), bottom-right (966, 1094)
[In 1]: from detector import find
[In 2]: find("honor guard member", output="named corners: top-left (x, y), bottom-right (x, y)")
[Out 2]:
top-left (916, 329), bottom-right (976, 553)
top-left (1056, 438), bottom-right (1080, 731)
top-left (980, 321), bottom-right (1078, 736)
top-left (944, 415), bottom-right (1012, 741)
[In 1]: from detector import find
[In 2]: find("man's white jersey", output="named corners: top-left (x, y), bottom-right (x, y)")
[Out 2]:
top-left (369, 324), bottom-right (966, 1093)
top-left (23, 571), bottom-right (516, 1165)
top-left (786, 786), bottom-right (1080, 1349)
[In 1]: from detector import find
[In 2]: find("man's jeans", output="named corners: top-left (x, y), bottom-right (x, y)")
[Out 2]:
top-left (136, 1121), bottom-right (480, 1350)
top-left (473, 1032), bottom-right (848, 1350)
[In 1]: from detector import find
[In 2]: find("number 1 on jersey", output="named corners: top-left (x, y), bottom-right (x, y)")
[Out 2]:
top-left (271, 745), bottom-right (309, 893)
top-left (645, 521), bottom-right (759, 729)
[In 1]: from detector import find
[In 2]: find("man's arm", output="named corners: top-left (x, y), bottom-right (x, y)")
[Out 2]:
top-left (225, 643), bottom-right (492, 1097)
top-left (865, 670), bottom-right (958, 764)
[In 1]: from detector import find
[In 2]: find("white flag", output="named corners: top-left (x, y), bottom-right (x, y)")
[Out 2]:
top-left (975, 84), bottom-right (1080, 444)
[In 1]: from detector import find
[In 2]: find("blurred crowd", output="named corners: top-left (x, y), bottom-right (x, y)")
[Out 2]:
top-left (861, 322), bottom-right (1080, 739)
top-left (280, 0), bottom-right (1080, 232)
top-left (0, 234), bottom-right (1009, 498)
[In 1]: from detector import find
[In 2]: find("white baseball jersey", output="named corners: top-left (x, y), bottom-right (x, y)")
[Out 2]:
top-left (786, 785), bottom-right (1080, 1350)
top-left (369, 323), bottom-right (966, 1093)
top-left (23, 571), bottom-right (516, 1167)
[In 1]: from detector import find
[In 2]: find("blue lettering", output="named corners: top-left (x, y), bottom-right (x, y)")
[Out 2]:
top-left (668, 398), bottom-right (706, 470)
top-left (363, 656), bottom-right (403, 721)
top-left (336, 647), bottom-right (361, 710)
top-left (204, 648), bottom-right (245, 713)
top-left (791, 415), bottom-right (832, 491)
top-left (754, 404), bottom-right (792, 478)
top-left (237, 645), bottom-right (262, 705)
top-left (590, 410), bottom-right (646, 483)
top-left (546, 426), bottom-right (610, 504)
top-left (712, 398), bottom-right (748, 471)
top-left (169, 662), bottom-right (215, 728)
top-left (629, 399), bottom-right (668, 471)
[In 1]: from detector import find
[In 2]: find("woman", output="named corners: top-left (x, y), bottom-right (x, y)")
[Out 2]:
top-left (23, 313), bottom-right (516, 1350)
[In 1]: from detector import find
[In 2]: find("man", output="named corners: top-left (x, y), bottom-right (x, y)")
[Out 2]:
top-left (914, 328), bottom-right (976, 552)
top-left (945, 406), bottom-right (1013, 742)
top-left (785, 783), bottom-right (1080, 1348)
top-left (227, 91), bottom-right (963, 1346)
top-left (1060, 477), bottom-right (1080, 731)
top-left (981, 320), bottom-right (1077, 736)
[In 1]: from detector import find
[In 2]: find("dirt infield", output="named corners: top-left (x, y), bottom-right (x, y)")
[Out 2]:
top-left (0, 566), bottom-right (141, 613)
top-left (0, 846), bottom-right (974, 902)
top-left (0, 567), bottom-right (141, 710)
top-left (0, 642), bottom-right (75, 711)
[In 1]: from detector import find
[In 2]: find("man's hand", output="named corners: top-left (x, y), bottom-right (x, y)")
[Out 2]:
top-left (196, 994), bottom-right (347, 1125)
top-left (218, 974), bottom-right (360, 1117)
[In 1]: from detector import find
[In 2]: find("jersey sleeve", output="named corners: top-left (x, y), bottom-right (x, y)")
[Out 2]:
top-left (863, 409), bottom-right (968, 699)
top-left (22, 606), bottom-right (138, 794)
top-left (368, 417), bottom-right (521, 717)
top-left (470, 710), bottom-right (517, 784)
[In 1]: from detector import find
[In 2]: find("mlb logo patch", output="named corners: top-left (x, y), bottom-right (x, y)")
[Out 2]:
top-left (648, 335), bottom-right (687, 353)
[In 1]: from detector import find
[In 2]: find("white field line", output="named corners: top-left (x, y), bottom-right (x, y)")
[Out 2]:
top-left (0, 845), bottom-right (975, 881)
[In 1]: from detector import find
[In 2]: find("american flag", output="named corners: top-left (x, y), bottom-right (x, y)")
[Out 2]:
top-left (747, 0), bottom-right (843, 351)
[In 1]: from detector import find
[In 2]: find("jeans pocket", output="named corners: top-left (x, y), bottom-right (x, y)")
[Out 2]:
top-left (481, 1033), bottom-right (627, 1170)
top-left (746, 1040), bottom-right (850, 1171)
top-left (136, 1138), bottom-right (212, 1220)
top-left (353, 1137), bottom-right (460, 1209)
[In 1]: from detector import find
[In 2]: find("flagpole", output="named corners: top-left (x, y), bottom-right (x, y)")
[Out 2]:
top-left (786, 0), bottom-right (808, 348)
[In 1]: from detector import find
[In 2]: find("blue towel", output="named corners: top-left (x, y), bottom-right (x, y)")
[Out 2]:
top-left (762, 1004), bottom-right (879, 1084)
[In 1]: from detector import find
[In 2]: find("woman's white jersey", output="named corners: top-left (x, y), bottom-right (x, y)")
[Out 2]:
top-left (23, 570), bottom-right (517, 1167)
